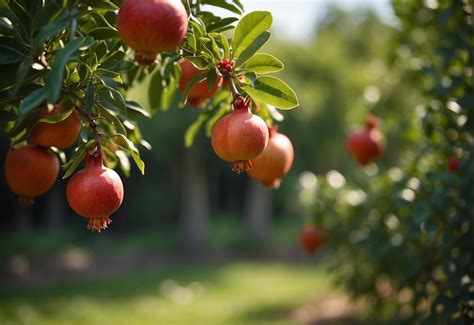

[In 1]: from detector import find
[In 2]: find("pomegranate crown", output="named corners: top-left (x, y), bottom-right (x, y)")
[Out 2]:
top-left (86, 152), bottom-right (104, 168)
top-left (233, 96), bottom-right (251, 112)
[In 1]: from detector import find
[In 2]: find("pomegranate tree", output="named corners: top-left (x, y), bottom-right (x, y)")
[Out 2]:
top-left (347, 115), bottom-right (384, 165)
top-left (4, 145), bottom-right (59, 205)
top-left (211, 96), bottom-right (269, 172)
top-left (1, 2), bottom-right (299, 233)
top-left (67, 154), bottom-right (124, 232)
top-left (248, 126), bottom-right (294, 188)
top-left (31, 104), bottom-right (82, 149)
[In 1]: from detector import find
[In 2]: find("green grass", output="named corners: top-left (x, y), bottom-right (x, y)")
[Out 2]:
top-left (0, 262), bottom-right (330, 325)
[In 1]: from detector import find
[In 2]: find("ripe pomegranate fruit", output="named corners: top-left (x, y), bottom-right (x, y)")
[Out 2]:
top-left (248, 126), bottom-right (294, 188)
top-left (211, 96), bottom-right (269, 172)
top-left (4, 145), bottom-right (59, 205)
top-left (347, 115), bottom-right (384, 166)
top-left (117, 0), bottom-right (188, 65)
top-left (447, 156), bottom-right (460, 171)
top-left (66, 154), bottom-right (124, 232)
top-left (30, 104), bottom-right (81, 149)
top-left (299, 225), bottom-right (324, 255)
top-left (179, 60), bottom-right (222, 107)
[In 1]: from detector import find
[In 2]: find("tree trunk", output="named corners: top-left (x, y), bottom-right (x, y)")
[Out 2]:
top-left (244, 180), bottom-right (272, 241)
top-left (180, 147), bottom-right (210, 250)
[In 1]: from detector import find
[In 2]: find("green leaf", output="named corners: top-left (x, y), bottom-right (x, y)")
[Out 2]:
top-left (235, 31), bottom-right (271, 66)
top-left (232, 11), bottom-right (272, 59)
top-left (183, 56), bottom-right (210, 69)
top-left (89, 27), bottom-right (118, 40)
top-left (182, 72), bottom-right (207, 104)
top-left (242, 76), bottom-right (298, 109)
top-left (0, 110), bottom-right (17, 123)
top-left (62, 140), bottom-right (94, 179)
top-left (12, 58), bottom-right (32, 95)
top-left (126, 101), bottom-right (151, 118)
top-left (206, 105), bottom-right (228, 136)
top-left (85, 81), bottom-right (95, 113)
top-left (45, 37), bottom-right (85, 104)
top-left (185, 115), bottom-right (208, 147)
top-left (148, 68), bottom-right (163, 112)
top-left (33, 106), bottom-right (76, 125)
top-left (33, 18), bottom-right (69, 49)
top-left (18, 87), bottom-right (46, 118)
top-left (240, 53), bottom-right (283, 74)
top-left (205, 0), bottom-right (243, 15)
top-left (97, 104), bottom-right (127, 136)
top-left (111, 134), bottom-right (145, 174)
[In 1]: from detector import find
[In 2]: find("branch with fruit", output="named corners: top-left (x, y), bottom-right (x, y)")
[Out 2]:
top-left (0, 0), bottom-right (298, 232)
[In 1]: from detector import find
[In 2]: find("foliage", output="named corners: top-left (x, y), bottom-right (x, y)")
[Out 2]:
top-left (0, 0), bottom-right (297, 179)
top-left (307, 1), bottom-right (473, 323)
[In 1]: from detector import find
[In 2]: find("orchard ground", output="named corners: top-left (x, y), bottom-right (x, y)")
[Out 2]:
top-left (0, 218), bottom-right (366, 325)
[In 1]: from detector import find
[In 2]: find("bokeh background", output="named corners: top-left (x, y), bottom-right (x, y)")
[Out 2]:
top-left (0, 1), bottom-right (436, 324)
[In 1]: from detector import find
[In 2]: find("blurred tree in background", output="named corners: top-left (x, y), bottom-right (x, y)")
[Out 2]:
top-left (307, 0), bottom-right (473, 323)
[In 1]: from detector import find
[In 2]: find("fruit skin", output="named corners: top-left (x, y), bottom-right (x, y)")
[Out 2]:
top-left (211, 97), bottom-right (269, 172)
top-left (117, 0), bottom-right (188, 65)
top-left (299, 225), bottom-right (324, 255)
top-left (179, 60), bottom-right (222, 107)
top-left (347, 116), bottom-right (384, 165)
top-left (4, 145), bottom-right (59, 204)
top-left (248, 127), bottom-right (294, 188)
top-left (447, 156), bottom-right (460, 171)
top-left (66, 155), bottom-right (124, 232)
top-left (30, 105), bottom-right (82, 149)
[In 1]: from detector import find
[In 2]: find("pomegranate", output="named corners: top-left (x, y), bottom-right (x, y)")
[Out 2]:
top-left (211, 96), bottom-right (269, 172)
top-left (117, 0), bottom-right (188, 65)
top-left (248, 126), bottom-right (294, 188)
top-left (347, 115), bottom-right (384, 166)
top-left (179, 60), bottom-right (222, 107)
top-left (447, 156), bottom-right (460, 171)
top-left (299, 225), bottom-right (324, 255)
top-left (30, 104), bottom-right (82, 149)
top-left (66, 154), bottom-right (124, 232)
top-left (4, 145), bottom-right (59, 205)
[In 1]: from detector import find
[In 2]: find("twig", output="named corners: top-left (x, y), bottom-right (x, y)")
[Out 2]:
top-left (71, 93), bottom-right (102, 154)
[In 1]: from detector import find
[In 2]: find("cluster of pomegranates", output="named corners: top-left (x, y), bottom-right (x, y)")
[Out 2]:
top-left (4, 104), bottom-right (124, 232)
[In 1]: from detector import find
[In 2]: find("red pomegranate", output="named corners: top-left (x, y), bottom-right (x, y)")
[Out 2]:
top-left (347, 115), bottom-right (384, 165)
top-left (4, 145), bottom-right (59, 204)
top-left (447, 156), bottom-right (460, 171)
top-left (179, 60), bottom-right (222, 107)
top-left (248, 126), bottom-right (294, 188)
top-left (299, 225), bottom-right (324, 255)
top-left (117, 0), bottom-right (188, 65)
top-left (211, 96), bottom-right (269, 172)
top-left (66, 154), bottom-right (124, 232)
top-left (30, 104), bottom-right (81, 149)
